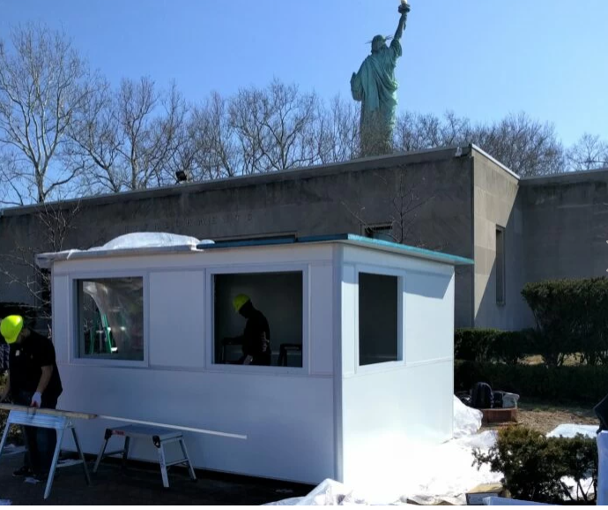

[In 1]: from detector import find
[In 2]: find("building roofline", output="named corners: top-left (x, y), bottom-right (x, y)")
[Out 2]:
top-left (520, 166), bottom-right (608, 185)
top-left (203, 233), bottom-right (474, 266)
top-left (36, 233), bottom-right (474, 268)
top-left (1, 146), bottom-right (470, 218)
top-left (470, 144), bottom-right (520, 180)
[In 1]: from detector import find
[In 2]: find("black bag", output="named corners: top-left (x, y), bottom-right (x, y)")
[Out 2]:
top-left (471, 382), bottom-right (493, 409)
top-left (492, 391), bottom-right (504, 409)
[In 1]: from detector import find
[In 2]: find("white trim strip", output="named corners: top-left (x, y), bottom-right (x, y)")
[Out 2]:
top-left (471, 144), bottom-right (520, 180)
top-left (97, 415), bottom-right (247, 440)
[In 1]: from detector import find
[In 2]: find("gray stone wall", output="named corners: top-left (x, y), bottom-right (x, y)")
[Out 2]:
top-left (520, 168), bottom-right (608, 284)
top-left (0, 147), bottom-right (476, 326)
top-left (472, 152), bottom-right (529, 330)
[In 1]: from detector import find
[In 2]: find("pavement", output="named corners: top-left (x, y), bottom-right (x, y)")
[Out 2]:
top-left (0, 451), bottom-right (314, 505)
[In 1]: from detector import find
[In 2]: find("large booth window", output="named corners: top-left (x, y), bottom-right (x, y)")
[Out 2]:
top-left (359, 273), bottom-right (400, 366)
top-left (213, 271), bottom-right (303, 368)
top-left (76, 277), bottom-right (144, 361)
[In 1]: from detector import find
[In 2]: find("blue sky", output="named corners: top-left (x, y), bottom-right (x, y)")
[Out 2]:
top-left (1, 0), bottom-right (606, 146)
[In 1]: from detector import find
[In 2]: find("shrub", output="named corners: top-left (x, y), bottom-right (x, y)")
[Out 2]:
top-left (455, 361), bottom-right (608, 404)
top-left (474, 426), bottom-right (597, 504)
top-left (522, 278), bottom-right (608, 366)
top-left (488, 330), bottom-right (532, 365)
top-left (454, 329), bottom-right (500, 362)
top-left (455, 328), bottom-right (533, 364)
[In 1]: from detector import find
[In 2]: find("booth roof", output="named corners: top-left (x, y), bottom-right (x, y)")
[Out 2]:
top-left (36, 233), bottom-right (473, 269)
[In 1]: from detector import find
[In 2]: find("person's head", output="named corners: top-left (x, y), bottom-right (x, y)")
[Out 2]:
top-left (233, 294), bottom-right (254, 318)
top-left (371, 35), bottom-right (387, 54)
top-left (0, 315), bottom-right (24, 345)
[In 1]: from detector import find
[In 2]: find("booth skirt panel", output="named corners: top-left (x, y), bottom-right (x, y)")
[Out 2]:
top-left (57, 365), bottom-right (336, 484)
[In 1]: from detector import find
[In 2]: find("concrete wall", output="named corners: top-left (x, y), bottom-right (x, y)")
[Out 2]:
top-left (472, 151), bottom-right (528, 330)
top-left (520, 168), bottom-right (608, 284)
top-left (0, 147), bottom-right (475, 327)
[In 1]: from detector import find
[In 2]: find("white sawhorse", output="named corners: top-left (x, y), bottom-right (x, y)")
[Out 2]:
top-left (93, 424), bottom-right (197, 488)
top-left (0, 409), bottom-right (91, 500)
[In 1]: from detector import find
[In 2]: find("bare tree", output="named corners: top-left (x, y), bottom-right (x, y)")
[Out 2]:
top-left (115, 77), bottom-right (188, 189)
top-left (473, 112), bottom-right (565, 177)
top-left (313, 96), bottom-right (360, 165)
top-left (342, 167), bottom-right (436, 247)
top-left (0, 24), bottom-right (91, 205)
top-left (184, 92), bottom-right (240, 181)
top-left (67, 75), bottom-right (123, 194)
top-left (0, 201), bottom-right (81, 321)
top-left (567, 133), bottom-right (608, 171)
top-left (228, 79), bottom-right (319, 174)
top-left (394, 110), bottom-right (565, 177)
top-left (68, 77), bottom-right (188, 192)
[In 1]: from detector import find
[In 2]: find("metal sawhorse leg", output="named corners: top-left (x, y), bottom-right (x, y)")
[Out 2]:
top-left (0, 409), bottom-right (91, 500)
top-left (93, 424), bottom-right (196, 488)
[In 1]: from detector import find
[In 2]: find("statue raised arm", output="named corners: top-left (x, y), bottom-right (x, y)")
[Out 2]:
top-left (351, 2), bottom-right (411, 157)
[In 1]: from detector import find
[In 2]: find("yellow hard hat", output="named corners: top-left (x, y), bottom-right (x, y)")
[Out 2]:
top-left (233, 294), bottom-right (250, 313)
top-left (1, 315), bottom-right (24, 345)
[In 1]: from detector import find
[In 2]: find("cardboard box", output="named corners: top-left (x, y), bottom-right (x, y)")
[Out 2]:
top-left (466, 483), bottom-right (508, 505)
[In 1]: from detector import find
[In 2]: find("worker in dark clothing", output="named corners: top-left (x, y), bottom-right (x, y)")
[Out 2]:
top-left (0, 315), bottom-right (63, 482)
top-left (227, 295), bottom-right (271, 366)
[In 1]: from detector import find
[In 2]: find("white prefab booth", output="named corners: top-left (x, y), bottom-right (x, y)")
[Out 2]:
top-left (37, 234), bottom-right (473, 487)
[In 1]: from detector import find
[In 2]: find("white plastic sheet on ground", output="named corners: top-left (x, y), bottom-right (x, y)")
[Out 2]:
top-left (267, 479), bottom-right (370, 506)
top-left (546, 424), bottom-right (597, 439)
top-left (453, 394), bottom-right (483, 438)
top-left (89, 232), bottom-right (213, 251)
top-left (267, 396), bottom-right (501, 505)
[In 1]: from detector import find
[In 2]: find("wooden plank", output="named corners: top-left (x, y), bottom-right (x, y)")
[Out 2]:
top-left (0, 403), bottom-right (97, 420)
top-left (0, 404), bottom-right (247, 439)
top-left (97, 415), bottom-right (247, 440)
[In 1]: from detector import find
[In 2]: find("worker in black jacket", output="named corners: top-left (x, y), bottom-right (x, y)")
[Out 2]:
top-left (0, 315), bottom-right (63, 482)
top-left (226, 295), bottom-right (271, 366)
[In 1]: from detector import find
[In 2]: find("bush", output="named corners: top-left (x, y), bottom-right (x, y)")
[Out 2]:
top-left (488, 330), bottom-right (532, 365)
top-left (455, 328), bottom-right (532, 364)
top-left (522, 278), bottom-right (608, 366)
top-left (454, 329), bottom-right (500, 361)
top-left (474, 426), bottom-right (597, 504)
top-left (455, 360), bottom-right (608, 404)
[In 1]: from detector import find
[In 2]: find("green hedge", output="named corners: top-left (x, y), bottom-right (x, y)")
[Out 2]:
top-left (455, 328), bottom-right (531, 364)
top-left (454, 329), bottom-right (500, 361)
top-left (522, 277), bottom-right (608, 366)
top-left (455, 360), bottom-right (608, 404)
top-left (474, 426), bottom-right (597, 503)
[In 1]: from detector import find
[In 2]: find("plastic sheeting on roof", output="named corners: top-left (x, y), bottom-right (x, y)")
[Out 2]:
top-left (89, 232), bottom-right (213, 251)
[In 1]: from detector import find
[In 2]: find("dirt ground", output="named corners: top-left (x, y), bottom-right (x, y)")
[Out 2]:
top-left (483, 400), bottom-right (597, 434)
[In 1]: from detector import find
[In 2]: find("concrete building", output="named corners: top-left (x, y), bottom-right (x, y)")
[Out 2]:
top-left (1, 144), bottom-right (607, 331)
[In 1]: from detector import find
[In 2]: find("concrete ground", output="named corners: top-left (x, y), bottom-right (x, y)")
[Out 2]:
top-left (0, 451), bottom-right (314, 505)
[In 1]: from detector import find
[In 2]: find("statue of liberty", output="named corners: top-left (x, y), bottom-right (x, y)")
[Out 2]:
top-left (351, 1), bottom-right (411, 157)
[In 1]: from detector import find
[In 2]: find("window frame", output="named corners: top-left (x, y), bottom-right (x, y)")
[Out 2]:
top-left (69, 270), bottom-right (150, 368)
top-left (355, 264), bottom-right (405, 373)
top-left (205, 263), bottom-right (310, 375)
top-left (363, 223), bottom-right (394, 243)
top-left (496, 226), bottom-right (506, 306)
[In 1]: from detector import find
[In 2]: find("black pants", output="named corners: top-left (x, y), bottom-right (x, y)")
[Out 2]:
top-left (15, 391), bottom-right (58, 476)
